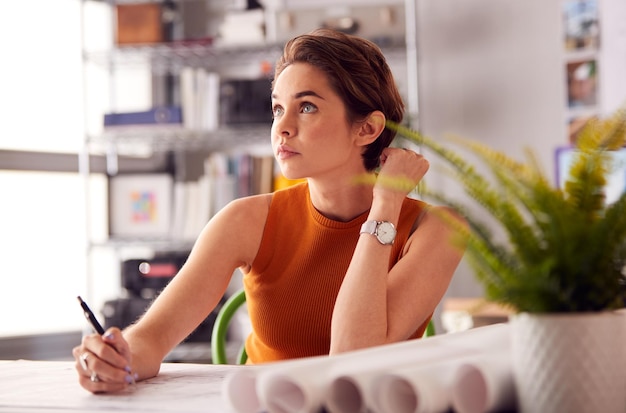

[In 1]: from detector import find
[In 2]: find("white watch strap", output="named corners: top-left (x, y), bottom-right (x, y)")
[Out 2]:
top-left (360, 220), bottom-right (378, 235)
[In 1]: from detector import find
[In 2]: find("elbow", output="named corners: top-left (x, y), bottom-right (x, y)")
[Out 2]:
top-left (329, 331), bottom-right (389, 356)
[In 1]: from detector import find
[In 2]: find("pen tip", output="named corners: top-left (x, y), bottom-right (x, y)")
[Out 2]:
top-left (77, 296), bottom-right (84, 303)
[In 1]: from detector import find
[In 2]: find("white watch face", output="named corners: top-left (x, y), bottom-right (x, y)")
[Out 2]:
top-left (376, 222), bottom-right (396, 244)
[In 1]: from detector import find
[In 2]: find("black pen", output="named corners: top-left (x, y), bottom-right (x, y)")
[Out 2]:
top-left (77, 295), bottom-right (137, 385)
top-left (77, 296), bottom-right (105, 335)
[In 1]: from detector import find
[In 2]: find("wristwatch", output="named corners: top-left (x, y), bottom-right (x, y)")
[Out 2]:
top-left (360, 220), bottom-right (397, 245)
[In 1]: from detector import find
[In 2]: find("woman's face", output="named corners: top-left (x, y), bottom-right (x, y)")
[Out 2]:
top-left (270, 62), bottom-right (365, 181)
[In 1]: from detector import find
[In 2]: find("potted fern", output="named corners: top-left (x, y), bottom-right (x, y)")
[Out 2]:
top-left (389, 108), bottom-right (626, 413)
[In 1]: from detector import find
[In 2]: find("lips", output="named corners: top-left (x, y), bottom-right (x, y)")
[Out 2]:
top-left (276, 145), bottom-right (299, 160)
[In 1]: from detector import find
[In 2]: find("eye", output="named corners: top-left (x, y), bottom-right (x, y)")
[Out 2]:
top-left (301, 102), bottom-right (318, 114)
top-left (272, 105), bottom-right (284, 118)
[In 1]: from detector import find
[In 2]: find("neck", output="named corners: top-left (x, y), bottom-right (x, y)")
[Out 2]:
top-left (307, 173), bottom-right (375, 222)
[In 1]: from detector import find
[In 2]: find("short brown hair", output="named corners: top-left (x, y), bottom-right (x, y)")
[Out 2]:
top-left (274, 29), bottom-right (405, 171)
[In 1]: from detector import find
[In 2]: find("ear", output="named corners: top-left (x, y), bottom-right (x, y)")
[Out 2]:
top-left (354, 110), bottom-right (386, 147)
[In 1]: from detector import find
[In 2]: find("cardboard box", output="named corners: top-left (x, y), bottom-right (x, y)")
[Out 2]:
top-left (116, 3), bottom-right (163, 45)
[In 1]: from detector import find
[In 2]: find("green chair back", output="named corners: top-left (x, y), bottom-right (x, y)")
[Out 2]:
top-left (211, 288), bottom-right (436, 365)
top-left (211, 288), bottom-right (248, 364)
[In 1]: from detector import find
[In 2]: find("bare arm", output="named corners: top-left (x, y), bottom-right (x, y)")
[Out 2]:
top-left (330, 148), bottom-right (467, 353)
top-left (73, 194), bottom-right (270, 393)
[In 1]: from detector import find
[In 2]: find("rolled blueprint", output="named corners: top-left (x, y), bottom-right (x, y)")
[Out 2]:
top-left (224, 323), bottom-right (511, 413)
top-left (325, 346), bottom-right (477, 413)
top-left (451, 353), bottom-right (516, 413)
top-left (223, 367), bottom-right (263, 413)
top-left (370, 359), bottom-right (460, 413)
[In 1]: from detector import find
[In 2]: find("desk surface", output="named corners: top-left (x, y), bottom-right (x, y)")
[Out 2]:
top-left (0, 359), bottom-right (240, 413)
top-left (0, 324), bottom-right (516, 413)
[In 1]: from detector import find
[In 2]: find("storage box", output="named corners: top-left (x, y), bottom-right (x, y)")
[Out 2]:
top-left (116, 3), bottom-right (163, 45)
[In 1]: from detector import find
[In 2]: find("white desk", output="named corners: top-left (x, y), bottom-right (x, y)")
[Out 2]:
top-left (0, 360), bottom-right (241, 413)
top-left (0, 324), bottom-right (516, 413)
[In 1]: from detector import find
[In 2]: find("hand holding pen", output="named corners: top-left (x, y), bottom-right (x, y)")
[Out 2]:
top-left (73, 296), bottom-right (137, 392)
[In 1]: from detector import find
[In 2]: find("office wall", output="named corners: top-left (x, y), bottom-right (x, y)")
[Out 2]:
top-left (415, 0), bottom-right (626, 308)
top-left (598, 0), bottom-right (626, 113)
top-left (416, 0), bottom-right (567, 301)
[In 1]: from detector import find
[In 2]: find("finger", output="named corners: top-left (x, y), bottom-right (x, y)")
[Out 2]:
top-left (73, 344), bottom-right (94, 377)
top-left (102, 328), bottom-right (128, 357)
top-left (73, 349), bottom-right (104, 390)
top-left (98, 329), bottom-right (137, 385)
top-left (84, 350), bottom-right (135, 385)
top-left (77, 372), bottom-right (127, 394)
top-left (384, 146), bottom-right (414, 155)
top-left (79, 352), bottom-right (90, 372)
top-left (84, 331), bottom-right (129, 370)
top-left (379, 151), bottom-right (389, 166)
top-left (75, 334), bottom-right (134, 385)
top-left (101, 329), bottom-right (134, 371)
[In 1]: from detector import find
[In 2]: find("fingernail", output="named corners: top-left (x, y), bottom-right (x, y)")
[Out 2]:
top-left (124, 365), bottom-right (132, 373)
top-left (103, 333), bottom-right (114, 340)
top-left (134, 373), bottom-right (139, 380)
top-left (125, 374), bottom-right (134, 384)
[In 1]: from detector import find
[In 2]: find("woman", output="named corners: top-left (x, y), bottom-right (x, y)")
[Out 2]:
top-left (73, 28), bottom-right (466, 393)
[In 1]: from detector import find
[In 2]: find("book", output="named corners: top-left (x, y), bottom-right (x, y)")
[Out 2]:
top-left (180, 68), bottom-right (198, 130)
top-left (180, 68), bottom-right (220, 131)
top-left (104, 106), bottom-right (183, 128)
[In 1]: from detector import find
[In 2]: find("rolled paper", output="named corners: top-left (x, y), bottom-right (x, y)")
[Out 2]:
top-left (224, 323), bottom-right (512, 413)
top-left (326, 323), bottom-right (511, 413)
top-left (222, 367), bottom-right (262, 413)
top-left (259, 339), bottom-right (477, 413)
top-left (451, 353), bottom-right (516, 413)
top-left (325, 345), bottom-right (477, 413)
top-left (371, 360), bottom-right (459, 413)
top-left (255, 355), bottom-right (331, 413)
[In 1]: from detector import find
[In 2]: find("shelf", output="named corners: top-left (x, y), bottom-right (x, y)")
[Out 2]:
top-left (83, 40), bottom-right (408, 73)
top-left (90, 238), bottom-right (195, 253)
top-left (84, 41), bottom-right (283, 73)
top-left (263, 0), bottom-right (405, 9)
top-left (87, 124), bottom-right (272, 155)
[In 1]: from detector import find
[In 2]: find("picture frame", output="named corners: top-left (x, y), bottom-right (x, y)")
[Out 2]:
top-left (563, 0), bottom-right (600, 51)
top-left (108, 173), bottom-right (174, 239)
top-left (566, 59), bottom-right (598, 108)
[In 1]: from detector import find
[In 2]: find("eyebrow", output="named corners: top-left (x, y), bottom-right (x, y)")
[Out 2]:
top-left (271, 90), bottom-right (325, 100)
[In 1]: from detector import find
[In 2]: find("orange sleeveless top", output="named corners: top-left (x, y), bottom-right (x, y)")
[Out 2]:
top-left (243, 182), bottom-right (429, 363)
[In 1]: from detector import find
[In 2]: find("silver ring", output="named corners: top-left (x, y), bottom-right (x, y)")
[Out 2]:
top-left (90, 371), bottom-right (100, 382)
top-left (79, 353), bottom-right (89, 372)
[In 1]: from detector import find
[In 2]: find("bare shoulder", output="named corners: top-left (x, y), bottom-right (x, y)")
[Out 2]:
top-left (407, 204), bottom-right (468, 251)
top-left (210, 193), bottom-right (272, 234)
top-left (195, 193), bottom-right (272, 267)
top-left (220, 193), bottom-right (272, 215)
top-left (423, 205), bottom-right (468, 230)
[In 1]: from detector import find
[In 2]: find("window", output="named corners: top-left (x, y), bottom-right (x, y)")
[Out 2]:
top-left (1, 1), bottom-right (83, 153)
top-left (1, 171), bottom-right (88, 335)
top-left (0, 0), bottom-right (97, 337)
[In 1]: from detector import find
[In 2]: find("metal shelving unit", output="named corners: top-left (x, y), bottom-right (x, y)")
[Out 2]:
top-left (79, 0), bottom-right (420, 239)
top-left (84, 41), bottom-right (285, 72)
top-left (87, 124), bottom-right (271, 155)
top-left (79, 0), bottom-right (420, 331)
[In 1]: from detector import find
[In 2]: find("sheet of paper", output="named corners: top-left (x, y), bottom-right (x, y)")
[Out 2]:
top-left (0, 360), bottom-right (244, 413)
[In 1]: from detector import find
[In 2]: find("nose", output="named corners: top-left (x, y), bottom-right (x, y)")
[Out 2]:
top-left (272, 112), bottom-right (296, 141)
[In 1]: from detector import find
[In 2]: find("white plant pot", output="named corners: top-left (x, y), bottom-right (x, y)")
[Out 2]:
top-left (510, 311), bottom-right (626, 413)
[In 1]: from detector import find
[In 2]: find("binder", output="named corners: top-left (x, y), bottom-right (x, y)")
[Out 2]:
top-left (104, 106), bottom-right (183, 127)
